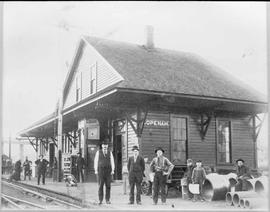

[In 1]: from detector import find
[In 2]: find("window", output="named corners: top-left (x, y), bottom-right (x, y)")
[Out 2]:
top-left (171, 117), bottom-right (187, 163)
top-left (217, 120), bottom-right (232, 164)
top-left (90, 64), bottom-right (97, 95)
top-left (76, 72), bottom-right (82, 102)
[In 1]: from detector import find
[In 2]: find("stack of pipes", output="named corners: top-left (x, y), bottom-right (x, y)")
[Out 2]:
top-left (225, 176), bottom-right (268, 209)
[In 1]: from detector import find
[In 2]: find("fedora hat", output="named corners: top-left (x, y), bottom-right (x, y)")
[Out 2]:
top-left (155, 147), bottom-right (165, 153)
top-left (101, 137), bottom-right (110, 145)
top-left (236, 158), bottom-right (245, 163)
top-left (132, 145), bottom-right (139, 151)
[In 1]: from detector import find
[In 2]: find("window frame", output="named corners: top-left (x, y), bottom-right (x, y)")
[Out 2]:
top-left (216, 118), bottom-right (233, 165)
top-left (170, 114), bottom-right (189, 164)
top-left (89, 63), bottom-right (97, 95)
top-left (75, 72), bottom-right (82, 102)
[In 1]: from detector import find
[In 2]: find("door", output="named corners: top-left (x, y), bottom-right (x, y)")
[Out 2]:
top-left (113, 135), bottom-right (122, 180)
top-left (170, 115), bottom-right (188, 165)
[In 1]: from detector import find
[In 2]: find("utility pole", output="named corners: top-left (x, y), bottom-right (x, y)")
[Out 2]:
top-left (9, 135), bottom-right (11, 159)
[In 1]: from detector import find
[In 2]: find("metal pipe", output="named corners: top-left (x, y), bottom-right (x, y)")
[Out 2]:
top-left (255, 176), bottom-right (268, 194)
top-left (224, 173), bottom-right (237, 187)
top-left (202, 173), bottom-right (230, 201)
top-left (239, 198), bottom-right (245, 208)
top-left (225, 192), bottom-right (234, 206)
top-left (246, 178), bottom-right (257, 191)
top-left (244, 197), bottom-right (268, 209)
top-left (232, 191), bottom-right (257, 206)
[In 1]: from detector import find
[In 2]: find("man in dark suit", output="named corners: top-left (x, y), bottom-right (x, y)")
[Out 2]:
top-left (128, 145), bottom-right (145, 205)
top-left (76, 152), bottom-right (85, 182)
top-left (35, 155), bottom-right (49, 185)
top-left (94, 138), bottom-right (115, 205)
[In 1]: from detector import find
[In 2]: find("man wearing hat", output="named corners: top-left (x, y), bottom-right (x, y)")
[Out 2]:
top-left (127, 145), bottom-right (145, 205)
top-left (235, 158), bottom-right (251, 191)
top-left (150, 147), bottom-right (174, 205)
top-left (94, 138), bottom-right (115, 205)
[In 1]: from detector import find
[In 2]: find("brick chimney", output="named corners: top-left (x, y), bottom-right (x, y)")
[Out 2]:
top-left (145, 25), bottom-right (154, 49)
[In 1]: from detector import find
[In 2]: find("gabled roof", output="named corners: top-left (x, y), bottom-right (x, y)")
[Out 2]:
top-left (84, 36), bottom-right (266, 103)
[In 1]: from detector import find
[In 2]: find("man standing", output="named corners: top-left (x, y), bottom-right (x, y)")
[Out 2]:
top-left (127, 145), bottom-right (145, 205)
top-left (150, 147), bottom-right (174, 205)
top-left (23, 156), bottom-right (32, 180)
top-left (94, 138), bottom-right (115, 205)
top-left (76, 152), bottom-right (85, 182)
top-left (235, 158), bottom-right (252, 191)
top-left (35, 155), bottom-right (49, 185)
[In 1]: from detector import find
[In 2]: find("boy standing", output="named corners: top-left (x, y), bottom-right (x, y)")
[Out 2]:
top-left (184, 158), bottom-right (195, 200)
top-left (191, 160), bottom-right (206, 202)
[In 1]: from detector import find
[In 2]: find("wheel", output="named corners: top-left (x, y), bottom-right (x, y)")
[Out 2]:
top-left (141, 181), bottom-right (150, 195)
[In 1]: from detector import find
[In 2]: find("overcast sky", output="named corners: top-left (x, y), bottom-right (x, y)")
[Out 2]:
top-left (3, 2), bottom-right (268, 147)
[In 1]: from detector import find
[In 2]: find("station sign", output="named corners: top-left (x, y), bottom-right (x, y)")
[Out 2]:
top-left (145, 119), bottom-right (169, 127)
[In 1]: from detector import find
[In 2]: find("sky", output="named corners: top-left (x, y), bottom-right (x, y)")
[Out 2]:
top-left (2, 2), bottom-right (268, 162)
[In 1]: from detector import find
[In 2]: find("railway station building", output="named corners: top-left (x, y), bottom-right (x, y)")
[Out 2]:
top-left (19, 28), bottom-right (268, 182)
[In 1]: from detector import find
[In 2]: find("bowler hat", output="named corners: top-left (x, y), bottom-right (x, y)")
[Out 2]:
top-left (236, 158), bottom-right (245, 163)
top-left (101, 138), bottom-right (110, 145)
top-left (155, 147), bottom-right (165, 153)
top-left (132, 145), bottom-right (139, 151)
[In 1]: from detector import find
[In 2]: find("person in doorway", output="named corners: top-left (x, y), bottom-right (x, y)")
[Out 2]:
top-left (23, 156), bottom-right (32, 180)
top-left (144, 158), bottom-right (153, 196)
top-left (235, 158), bottom-right (252, 191)
top-left (94, 138), bottom-right (115, 205)
top-left (52, 157), bottom-right (58, 182)
top-left (150, 147), bottom-right (174, 205)
top-left (35, 155), bottom-right (49, 185)
top-left (183, 158), bottom-right (195, 200)
top-left (191, 160), bottom-right (206, 202)
top-left (127, 145), bottom-right (145, 205)
top-left (76, 152), bottom-right (85, 183)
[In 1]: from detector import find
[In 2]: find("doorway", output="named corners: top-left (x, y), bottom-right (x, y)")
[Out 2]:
top-left (170, 115), bottom-right (188, 165)
top-left (86, 144), bottom-right (98, 181)
top-left (113, 135), bottom-right (122, 180)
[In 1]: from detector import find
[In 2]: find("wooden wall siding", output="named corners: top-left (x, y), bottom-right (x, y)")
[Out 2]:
top-left (63, 42), bottom-right (123, 110)
top-left (188, 114), bottom-right (217, 167)
top-left (141, 112), bottom-right (170, 161)
top-left (230, 116), bottom-right (254, 168)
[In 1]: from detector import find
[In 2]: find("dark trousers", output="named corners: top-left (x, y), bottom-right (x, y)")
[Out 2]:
top-left (37, 171), bottom-right (46, 185)
top-left (129, 173), bottom-right (142, 203)
top-left (193, 182), bottom-right (203, 200)
top-left (77, 168), bottom-right (84, 182)
top-left (24, 169), bottom-right (31, 180)
top-left (98, 170), bottom-right (112, 202)
top-left (153, 171), bottom-right (167, 203)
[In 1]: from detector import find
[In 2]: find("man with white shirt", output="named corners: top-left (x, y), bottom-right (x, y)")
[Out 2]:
top-left (127, 145), bottom-right (145, 205)
top-left (94, 138), bottom-right (115, 205)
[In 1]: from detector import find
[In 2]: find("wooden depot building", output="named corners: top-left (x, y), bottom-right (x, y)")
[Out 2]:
top-left (19, 27), bottom-right (268, 181)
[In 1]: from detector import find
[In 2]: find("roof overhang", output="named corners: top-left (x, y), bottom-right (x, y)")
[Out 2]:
top-left (19, 88), bottom-right (267, 138)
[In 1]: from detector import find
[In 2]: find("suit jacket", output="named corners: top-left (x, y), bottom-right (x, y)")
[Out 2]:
top-left (128, 155), bottom-right (145, 179)
top-left (35, 159), bottom-right (49, 173)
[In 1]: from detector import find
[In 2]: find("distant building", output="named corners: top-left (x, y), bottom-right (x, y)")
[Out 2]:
top-left (19, 27), bottom-right (267, 181)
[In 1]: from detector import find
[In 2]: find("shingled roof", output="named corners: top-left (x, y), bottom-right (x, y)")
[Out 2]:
top-left (84, 36), bottom-right (266, 103)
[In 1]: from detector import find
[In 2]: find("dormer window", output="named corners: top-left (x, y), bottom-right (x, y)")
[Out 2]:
top-left (90, 63), bottom-right (97, 95)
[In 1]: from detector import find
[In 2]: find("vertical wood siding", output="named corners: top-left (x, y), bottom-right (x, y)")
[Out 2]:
top-left (63, 42), bottom-right (123, 110)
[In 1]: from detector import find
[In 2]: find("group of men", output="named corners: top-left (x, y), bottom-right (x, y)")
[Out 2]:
top-left (94, 138), bottom-right (175, 205)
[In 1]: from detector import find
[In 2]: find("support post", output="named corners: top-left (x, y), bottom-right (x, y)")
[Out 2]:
top-left (252, 116), bottom-right (258, 169)
top-left (57, 94), bottom-right (63, 182)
